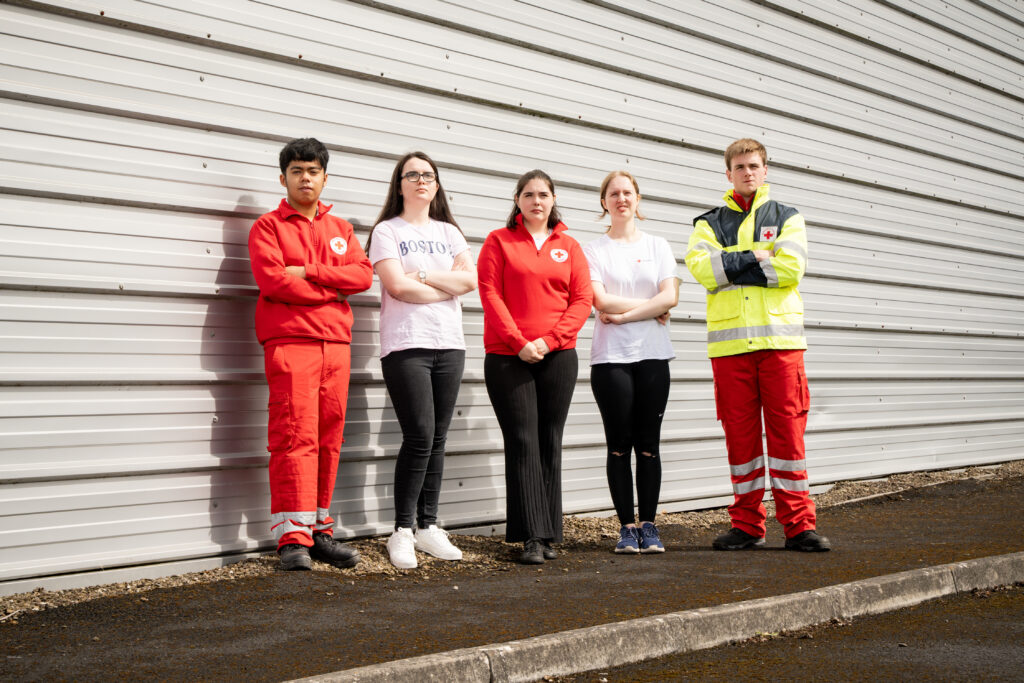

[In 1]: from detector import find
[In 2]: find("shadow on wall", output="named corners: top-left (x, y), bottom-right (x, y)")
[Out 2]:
top-left (202, 194), bottom-right (272, 556)
top-left (195, 202), bottom-right (501, 550)
top-left (331, 217), bottom-right (373, 537)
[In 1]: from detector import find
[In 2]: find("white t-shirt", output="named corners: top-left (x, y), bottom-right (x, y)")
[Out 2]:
top-left (368, 216), bottom-right (470, 358)
top-left (583, 232), bottom-right (679, 364)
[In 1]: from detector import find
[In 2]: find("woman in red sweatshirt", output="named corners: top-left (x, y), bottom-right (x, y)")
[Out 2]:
top-left (477, 169), bottom-right (593, 564)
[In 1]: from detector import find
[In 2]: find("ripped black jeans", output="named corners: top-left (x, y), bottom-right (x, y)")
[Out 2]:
top-left (590, 359), bottom-right (671, 525)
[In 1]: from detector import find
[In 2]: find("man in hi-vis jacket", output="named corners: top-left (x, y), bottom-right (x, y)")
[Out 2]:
top-left (686, 138), bottom-right (830, 552)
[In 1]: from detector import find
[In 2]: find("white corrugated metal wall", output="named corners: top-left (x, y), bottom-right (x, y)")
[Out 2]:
top-left (2, 0), bottom-right (1022, 593)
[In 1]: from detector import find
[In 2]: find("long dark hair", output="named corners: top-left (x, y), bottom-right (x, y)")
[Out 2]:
top-left (505, 169), bottom-right (562, 230)
top-left (365, 151), bottom-right (461, 252)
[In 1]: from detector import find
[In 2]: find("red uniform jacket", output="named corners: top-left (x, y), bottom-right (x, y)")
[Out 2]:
top-left (477, 218), bottom-right (593, 355)
top-left (248, 199), bottom-right (373, 345)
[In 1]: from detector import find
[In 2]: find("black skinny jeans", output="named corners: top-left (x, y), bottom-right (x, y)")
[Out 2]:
top-left (484, 349), bottom-right (578, 543)
top-left (590, 359), bottom-right (671, 525)
top-left (381, 348), bottom-right (465, 530)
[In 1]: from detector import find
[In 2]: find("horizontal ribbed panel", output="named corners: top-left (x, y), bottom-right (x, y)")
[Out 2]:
top-left (1, 0), bottom-right (1021, 590)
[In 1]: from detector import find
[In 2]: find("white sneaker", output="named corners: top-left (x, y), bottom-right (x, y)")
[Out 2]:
top-left (415, 525), bottom-right (463, 561)
top-left (387, 527), bottom-right (417, 569)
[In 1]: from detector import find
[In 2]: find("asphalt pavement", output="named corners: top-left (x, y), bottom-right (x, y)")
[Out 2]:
top-left (545, 584), bottom-right (1024, 682)
top-left (1, 476), bottom-right (1022, 683)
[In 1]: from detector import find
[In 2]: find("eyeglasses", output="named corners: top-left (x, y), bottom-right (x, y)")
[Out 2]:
top-left (402, 171), bottom-right (437, 183)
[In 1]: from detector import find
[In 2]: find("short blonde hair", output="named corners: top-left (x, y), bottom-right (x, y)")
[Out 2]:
top-left (724, 138), bottom-right (767, 170)
top-left (598, 170), bottom-right (646, 220)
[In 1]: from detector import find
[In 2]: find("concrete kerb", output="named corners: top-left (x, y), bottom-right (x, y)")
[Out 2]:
top-left (294, 551), bottom-right (1024, 683)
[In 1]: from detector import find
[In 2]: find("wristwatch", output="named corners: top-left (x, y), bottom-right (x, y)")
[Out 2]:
top-left (418, 270), bottom-right (427, 284)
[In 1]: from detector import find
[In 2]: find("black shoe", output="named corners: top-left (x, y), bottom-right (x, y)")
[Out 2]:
top-left (278, 544), bottom-right (312, 571)
top-left (310, 533), bottom-right (361, 568)
top-left (712, 527), bottom-right (766, 551)
top-left (541, 540), bottom-right (558, 560)
top-left (785, 530), bottom-right (832, 552)
top-left (520, 538), bottom-right (545, 564)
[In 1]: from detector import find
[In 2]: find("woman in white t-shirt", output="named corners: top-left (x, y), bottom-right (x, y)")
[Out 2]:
top-left (583, 171), bottom-right (679, 555)
top-left (366, 152), bottom-right (477, 569)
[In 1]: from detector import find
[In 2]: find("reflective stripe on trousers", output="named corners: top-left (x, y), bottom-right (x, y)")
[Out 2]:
top-left (712, 349), bottom-right (816, 539)
top-left (265, 340), bottom-right (351, 548)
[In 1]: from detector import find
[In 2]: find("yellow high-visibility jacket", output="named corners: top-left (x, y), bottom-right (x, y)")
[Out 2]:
top-left (686, 184), bottom-right (807, 358)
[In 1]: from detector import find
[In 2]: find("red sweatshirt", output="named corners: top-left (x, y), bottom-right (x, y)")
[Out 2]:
top-left (477, 219), bottom-right (593, 355)
top-left (248, 199), bottom-right (373, 346)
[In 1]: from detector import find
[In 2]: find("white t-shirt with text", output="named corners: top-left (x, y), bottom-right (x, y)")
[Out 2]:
top-left (368, 216), bottom-right (470, 358)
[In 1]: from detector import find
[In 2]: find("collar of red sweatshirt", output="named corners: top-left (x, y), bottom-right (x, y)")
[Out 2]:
top-left (277, 198), bottom-right (332, 221)
top-left (512, 212), bottom-right (568, 235)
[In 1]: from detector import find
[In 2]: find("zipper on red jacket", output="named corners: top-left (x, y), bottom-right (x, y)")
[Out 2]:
top-left (307, 214), bottom-right (319, 250)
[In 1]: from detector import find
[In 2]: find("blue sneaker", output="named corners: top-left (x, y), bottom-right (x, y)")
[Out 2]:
top-left (614, 526), bottom-right (640, 554)
top-left (639, 522), bottom-right (665, 553)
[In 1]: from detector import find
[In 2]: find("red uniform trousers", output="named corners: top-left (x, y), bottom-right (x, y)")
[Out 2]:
top-left (264, 340), bottom-right (351, 549)
top-left (711, 349), bottom-right (816, 539)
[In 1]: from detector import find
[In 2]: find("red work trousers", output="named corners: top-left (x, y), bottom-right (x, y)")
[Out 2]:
top-left (264, 340), bottom-right (351, 549)
top-left (711, 349), bottom-right (816, 539)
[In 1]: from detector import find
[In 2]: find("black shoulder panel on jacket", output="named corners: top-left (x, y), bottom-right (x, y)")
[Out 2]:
top-left (754, 201), bottom-right (800, 242)
top-left (694, 205), bottom-right (745, 248)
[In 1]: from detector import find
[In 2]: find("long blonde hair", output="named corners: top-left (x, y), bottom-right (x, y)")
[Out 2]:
top-left (598, 170), bottom-right (646, 221)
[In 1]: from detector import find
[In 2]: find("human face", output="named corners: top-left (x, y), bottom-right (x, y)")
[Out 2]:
top-left (399, 157), bottom-right (438, 206)
top-left (280, 160), bottom-right (327, 211)
top-left (726, 151), bottom-right (767, 198)
top-left (516, 178), bottom-right (555, 229)
top-left (602, 175), bottom-right (639, 223)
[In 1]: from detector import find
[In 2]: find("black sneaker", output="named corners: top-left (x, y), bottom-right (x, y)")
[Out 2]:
top-left (712, 527), bottom-right (766, 551)
top-left (541, 540), bottom-right (558, 560)
top-left (310, 533), bottom-right (361, 568)
top-left (785, 530), bottom-right (832, 552)
top-left (278, 544), bottom-right (312, 571)
top-left (520, 538), bottom-right (545, 564)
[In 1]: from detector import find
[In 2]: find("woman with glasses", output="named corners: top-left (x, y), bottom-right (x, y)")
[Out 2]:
top-left (477, 169), bottom-right (593, 564)
top-left (366, 152), bottom-right (477, 569)
top-left (583, 171), bottom-right (678, 554)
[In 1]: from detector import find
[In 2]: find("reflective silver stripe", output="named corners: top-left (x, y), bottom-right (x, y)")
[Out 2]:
top-left (694, 241), bottom-right (730, 287)
top-left (759, 259), bottom-right (779, 287)
top-left (768, 457), bottom-right (806, 472)
top-left (774, 240), bottom-right (807, 261)
top-left (314, 507), bottom-right (334, 532)
top-left (733, 476), bottom-right (765, 495)
top-left (707, 284), bottom-right (741, 295)
top-left (730, 456), bottom-right (765, 478)
top-left (708, 324), bottom-right (805, 343)
top-left (270, 511), bottom-right (316, 542)
top-left (771, 477), bottom-right (810, 492)
top-left (711, 253), bottom-right (729, 287)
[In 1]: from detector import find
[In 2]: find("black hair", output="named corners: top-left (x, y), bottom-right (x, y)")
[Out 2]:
top-left (279, 137), bottom-right (329, 174)
top-left (505, 169), bottom-right (561, 230)
top-left (365, 151), bottom-right (462, 252)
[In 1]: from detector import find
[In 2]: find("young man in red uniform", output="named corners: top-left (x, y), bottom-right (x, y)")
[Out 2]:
top-left (248, 138), bottom-right (373, 570)
top-left (686, 138), bottom-right (830, 552)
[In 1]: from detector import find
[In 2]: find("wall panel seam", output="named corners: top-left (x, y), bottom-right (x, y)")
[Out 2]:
top-left (5, 0), bottom-right (1024, 199)
top-left (870, 0), bottom-right (1024, 66)
top-left (750, 0), bottom-right (1024, 89)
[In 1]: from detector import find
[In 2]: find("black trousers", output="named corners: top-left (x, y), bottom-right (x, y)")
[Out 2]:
top-left (381, 348), bottom-right (465, 530)
top-left (484, 349), bottom-right (578, 543)
top-left (590, 359), bottom-right (670, 525)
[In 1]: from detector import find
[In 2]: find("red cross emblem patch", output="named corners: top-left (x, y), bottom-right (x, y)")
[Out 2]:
top-left (761, 229), bottom-right (774, 240)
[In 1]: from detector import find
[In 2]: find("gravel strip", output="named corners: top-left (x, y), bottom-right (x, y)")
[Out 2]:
top-left (2, 459), bottom-right (1020, 623)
